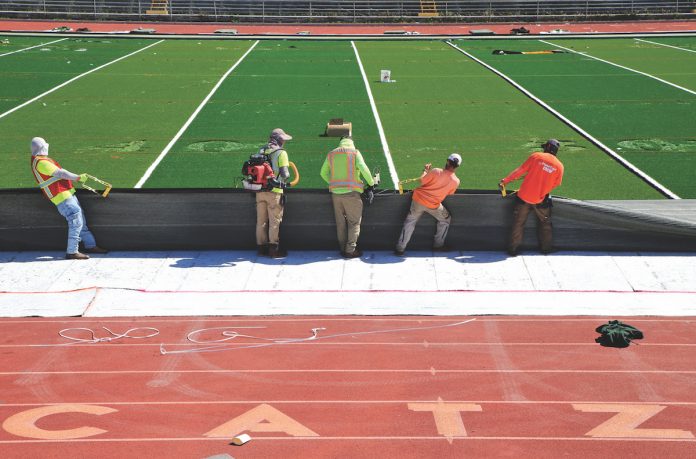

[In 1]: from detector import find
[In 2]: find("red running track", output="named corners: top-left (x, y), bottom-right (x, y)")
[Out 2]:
top-left (0, 316), bottom-right (695, 458)
top-left (0, 19), bottom-right (695, 35)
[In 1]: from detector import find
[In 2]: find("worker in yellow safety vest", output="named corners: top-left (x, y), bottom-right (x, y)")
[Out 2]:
top-left (320, 136), bottom-right (375, 258)
top-left (256, 128), bottom-right (292, 259)
top-left (30, 137), bottom-right (107, 260)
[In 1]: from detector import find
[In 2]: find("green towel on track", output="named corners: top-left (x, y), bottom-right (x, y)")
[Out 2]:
top-left (595, 320), bottom-right (644, 348)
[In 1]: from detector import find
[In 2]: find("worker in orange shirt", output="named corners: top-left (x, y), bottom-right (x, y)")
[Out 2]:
top-left (499, 139), bottom-right (564, 256)
top-left (394, 154), bottom-right (461, 256)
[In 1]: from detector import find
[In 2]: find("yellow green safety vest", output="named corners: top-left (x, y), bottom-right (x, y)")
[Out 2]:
top-left (328, 147), bottom-right (364, 193)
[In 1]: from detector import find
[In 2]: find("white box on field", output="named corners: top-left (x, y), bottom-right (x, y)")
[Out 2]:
top-left (380, 70), bottom-right (393, 83)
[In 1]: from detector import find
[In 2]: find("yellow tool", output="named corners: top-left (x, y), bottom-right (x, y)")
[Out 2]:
top-left (397, 177), bottom-right (421, 195)
top-left (499, 182), bottom-right (517, 198)
top-left (82, 174), bottom-right (112, 198)
top-left (289, 161), bottom-right (300, 187)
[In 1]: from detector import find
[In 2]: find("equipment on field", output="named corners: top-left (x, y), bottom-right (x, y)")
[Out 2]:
top-left (325, 119), bottom-right (352, 137)
top-left (493, 49), bottom-right (566, 55)
top-left (498, 182), bottom-right (517, 198)
top-left (81, 174), bottom-right (112, 198)
top-left (0, 39), bottom-right (9, 45)
top-left (241, 152), bottom-right (299, 191)
top-left (398, 177), bottom-right (422, 195)
top-left (380, 70), bottom-right (395, 83)
top-left (362, 185), bottom-right (375, 206)
top-left (372, 166), bottom-right (381, 187)
top-left (241, 153), bottom-right (275, 191)
top-left (595, 320), bottom-right (644, 348)
top-left (288, 161), bottom-right (300, 187)
top-left (510, 27), bottom-right (530, 35)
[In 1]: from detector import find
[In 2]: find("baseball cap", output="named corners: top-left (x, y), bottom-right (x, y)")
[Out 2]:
top-left (270, 128), bottom-right (292, 141)
top-left (447, 153), bottom-right (462, 166)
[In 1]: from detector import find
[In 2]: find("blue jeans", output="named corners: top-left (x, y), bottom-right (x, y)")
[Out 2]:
top-left (55, 196), bottom-right (96, 254)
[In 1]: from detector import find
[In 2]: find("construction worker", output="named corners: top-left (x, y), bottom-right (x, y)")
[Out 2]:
top-left (395, 154), bottom-right (461, 256)
top-left (321, 136), bottom-right (375, 258)
top-left (256, 128), bottom-right (292, 258)
top-left (30, 137), bottom-right (107, 260)
top-left (499, 139), bottom-right (564, 256)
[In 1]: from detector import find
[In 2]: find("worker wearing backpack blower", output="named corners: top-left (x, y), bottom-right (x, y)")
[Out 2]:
top-left (255, 128), bottom-right (292, 258)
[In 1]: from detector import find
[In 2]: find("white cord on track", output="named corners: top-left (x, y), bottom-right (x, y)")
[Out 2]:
top-left (59, 326), bottom-right (160, 344)
top-left (160, 319), bottom-right (476, 355)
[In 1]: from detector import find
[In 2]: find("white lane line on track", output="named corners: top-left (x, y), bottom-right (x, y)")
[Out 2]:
top-left (539, 39), bottom-right (696, 96)
top-left (3, 400), bottom-right (696, 406)
top-left (1, 369), bottom-right (694, 375)
top-left (351, 41), bottom-right (400, 189)
top-left (445, 40), bottom-right (680, 200)
top-left (134, 40), bottom-right (259, 188)
top-left (0, 436), bottom-right (693, 444)
top-left (635, 38), bottom-right (696, 55)
top-left (0, 39), bottom-right (164, 122)
top-left (0, 37), bottom-right (68, 58)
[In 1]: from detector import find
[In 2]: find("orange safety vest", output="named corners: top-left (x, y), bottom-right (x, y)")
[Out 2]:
top-left (30, 156), bottom-right (73, 201)
top-left (327, 147), bottom-right (364, 193)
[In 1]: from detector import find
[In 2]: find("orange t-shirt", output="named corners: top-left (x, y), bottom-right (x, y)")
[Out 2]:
top-left (502, 152), bottom-right (564, 204)
top-left (412, 168), bottom-right (460, 209)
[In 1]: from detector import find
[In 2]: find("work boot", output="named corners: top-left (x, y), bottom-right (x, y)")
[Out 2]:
top-left (268, 244), bottom-right (287, 259)
top-left (393, 248), bottom-right (405, 257)
top-left (432, 245), bottom-right (452, 253)
top-left (66, 252), bottom-right (89, 260)
top-left (257, 244), bottom-right (269, 256)
top-left (83, 246), bottom-right (108, 254)
top-left (343, 248), bottom-right (363, 259)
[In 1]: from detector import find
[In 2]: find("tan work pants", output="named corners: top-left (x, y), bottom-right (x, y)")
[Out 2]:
top-left (331, 192), bottom-right (363, 253)
top-left (509, 198), bottom-right (553, 254)
top-left (256, 191), bottom-right (284, 246)
top-left (396, 199), bottom-right (451, 251)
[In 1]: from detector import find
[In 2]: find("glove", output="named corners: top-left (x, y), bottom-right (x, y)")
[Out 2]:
top-left (79, 173), bottom-right (88, 183)
top-left (362, 185), bottom-right (375, 206)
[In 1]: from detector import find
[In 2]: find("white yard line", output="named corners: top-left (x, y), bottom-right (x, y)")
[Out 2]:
top-left (539, 39), bottom-right (696, 96)
top-left (445, 41), bottom-right (679, 200)
top-left (0, 39), bottom-right (164, 122)
top-left (635, 38), bottom-right (696, 55)
top-left (0, 37), bottom-right (68, 58)
top-left (351, 41), bottom-right (400, 189)
top-left (134, 40), bottom-right (259, 188)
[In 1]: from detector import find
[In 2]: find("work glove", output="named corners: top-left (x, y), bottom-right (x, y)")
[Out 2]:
top-left (79, 173), bottom-right (88, 183)
top-left (362, 185), bottom-right (375, 206)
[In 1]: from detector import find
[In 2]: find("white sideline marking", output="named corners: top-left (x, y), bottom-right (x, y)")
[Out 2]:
top-left (445, 41), bottom-right (680, 200)
top-left (0, 37), bottom-right (68, 58)
top-left (351, 41), bottom-right (400, 189)
top-left (635, 38), bottom-right (696, 55)
top-left (0, 39), bottom-right (164, 122)
top-left (539, 39), bottom-right (696, 96)
top-left (134, 40), bottom-right (259, 188)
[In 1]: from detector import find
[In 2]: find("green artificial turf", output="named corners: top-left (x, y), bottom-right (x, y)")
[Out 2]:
top-left (356, 41), bottom-right (662, 199)
top-left (1, 36), bottom-right (693, 199)
top-left (550, 38), bottom-right (696, 92)
top-left (0, 36), bottom-right (59, 54)
top-left (0, 37), bottom-right (153, 115)
top-left (143, 40), bottom-right (388, 189)
top-left (0, 39), bottom-right (254, 188)
top-left (460, 38), bottom-right (696, 198)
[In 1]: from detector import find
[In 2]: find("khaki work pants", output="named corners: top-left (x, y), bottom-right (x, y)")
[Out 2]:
top-left (509, 198), bottom-right (553, 254)
top-left (331, 192), bottom-right (363, 253)
top-left (396, 199), bottom-right (451, 252)
top-left (256, 191), bottom-right (284, 246)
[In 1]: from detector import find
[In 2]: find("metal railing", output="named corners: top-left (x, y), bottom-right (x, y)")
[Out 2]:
top-left (0, 0), bottom-right (694, 22)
